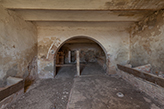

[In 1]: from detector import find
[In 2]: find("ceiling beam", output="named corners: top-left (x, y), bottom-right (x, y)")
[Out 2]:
top-left (15, 10), bottom-right (153, 22)
top-left (35, 21), bottom-right (134, 29)
top-left (8, 8), bottom-right (160, 11)
top-left (1, 0), bottom-right (164, 10)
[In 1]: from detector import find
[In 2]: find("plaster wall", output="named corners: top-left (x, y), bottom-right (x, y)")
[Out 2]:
top-left (130, 10), bottom-right (164, 73)
top-left (37, 23), bottom-right (130, 78)
top-left (0, 5), bottom-right (37, 86)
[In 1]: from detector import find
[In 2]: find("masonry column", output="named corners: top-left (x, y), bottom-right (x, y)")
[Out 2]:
top-left (76, 50), bottom-right (80, 76)
top-left (68, 51), bottom-right (71, 63)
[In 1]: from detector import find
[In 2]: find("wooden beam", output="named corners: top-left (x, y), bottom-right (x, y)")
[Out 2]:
top-left (14, 10), bottom-right (152, 22)
top-left (117, 64), bottom-right (164, 88)
top-left (9, 8), bottom-right (160, 11)
top-left (1, 0), bottom-right (164, 10)
top-left (68, 51), bottom-right (71, 63)
top-left (76, 50), bottom-right (80, 76)
top-left (56, 64), bottom-right (75, 67)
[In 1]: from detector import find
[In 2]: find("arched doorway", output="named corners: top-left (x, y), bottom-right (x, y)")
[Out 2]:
top-left (54, 36), bottom-right (108, 76)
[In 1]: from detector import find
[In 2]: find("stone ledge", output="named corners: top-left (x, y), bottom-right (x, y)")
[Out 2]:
top-left (117, 64), bottom-right (164, 88)
top-left (117, 64), bottom-right (164, 105)
top-left (0, 89), bottom-right (24, 109)
top-left (0, 79), bottom-right (24, 109)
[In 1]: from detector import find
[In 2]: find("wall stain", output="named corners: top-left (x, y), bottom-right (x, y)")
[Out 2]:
top-left (130, 10), bottom-right (164, 73)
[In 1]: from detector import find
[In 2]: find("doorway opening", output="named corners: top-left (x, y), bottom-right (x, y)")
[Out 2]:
top-left (54, 36), bottom-right (108, 77)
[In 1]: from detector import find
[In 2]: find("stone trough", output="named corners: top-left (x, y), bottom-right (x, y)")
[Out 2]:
top-left (117, 64), bottom-right (164, 105)
top-left (0, 77), bottom-right (24, 109)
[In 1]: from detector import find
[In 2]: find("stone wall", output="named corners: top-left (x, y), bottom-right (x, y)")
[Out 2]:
top-left (130, 10), bottom-right (164, 73)
top-left (0, 5), bottom-right (37, 87)
top-left (37, 22), bottom-right (130, 78)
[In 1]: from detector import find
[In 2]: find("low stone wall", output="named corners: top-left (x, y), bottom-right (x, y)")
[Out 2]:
top-left (0, 80), bottom-right (24, 109)
top-left (0, 89), bottom-right (24, 109)
top-left (117, 65), bottom-right (164, 105)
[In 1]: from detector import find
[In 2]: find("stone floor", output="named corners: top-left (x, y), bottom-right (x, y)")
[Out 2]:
top-left (67, 75), bottom-right (162, 109)
top-left (5, 63), bottom-right (163, 109)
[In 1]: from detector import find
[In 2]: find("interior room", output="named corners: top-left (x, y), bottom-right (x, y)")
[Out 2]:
top-left (0, 0), bottom-right (164, 109)
top-left (55, 37), bottom-right (106, 77)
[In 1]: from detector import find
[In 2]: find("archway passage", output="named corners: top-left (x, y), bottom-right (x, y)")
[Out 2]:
top-left (54, 36), bottom-right (107, 77)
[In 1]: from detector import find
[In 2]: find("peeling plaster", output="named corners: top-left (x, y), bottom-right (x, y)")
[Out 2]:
top-left (46, 38), bottom-right (61, 59)
top-left (37, 24), bottom-right (130, 78)
top-left (130, 10), bottom-right (164, 73)
top-left (0, 4), bottom-right (37, 86)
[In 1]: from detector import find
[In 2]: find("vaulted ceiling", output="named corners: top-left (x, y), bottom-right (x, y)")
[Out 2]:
top-left (1, 0), bottom-right (164, 26)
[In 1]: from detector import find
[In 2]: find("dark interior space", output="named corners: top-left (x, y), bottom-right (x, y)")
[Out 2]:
top-left (55, 37), bottom-right (106, 76)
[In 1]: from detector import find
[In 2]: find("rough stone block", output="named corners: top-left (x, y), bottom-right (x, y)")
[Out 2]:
top-left (158, 71), bottom-right (164, 78)
top-left (125, 64), bottom-right (132, 68)
top-left (133, 64), bottom-right (151, 73)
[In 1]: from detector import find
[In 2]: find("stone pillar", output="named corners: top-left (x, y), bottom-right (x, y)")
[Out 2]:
top-left (68, 51), bottom-right (71, 63)
top-left (76, 50), bottom-right (80, 76)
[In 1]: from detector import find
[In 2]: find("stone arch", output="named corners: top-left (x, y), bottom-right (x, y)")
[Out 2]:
top-left (53, 36), bottom-right (109, 76)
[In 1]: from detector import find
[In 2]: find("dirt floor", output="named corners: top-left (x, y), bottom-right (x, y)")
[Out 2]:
top-left (4, 63), bottom-right (163, 109)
